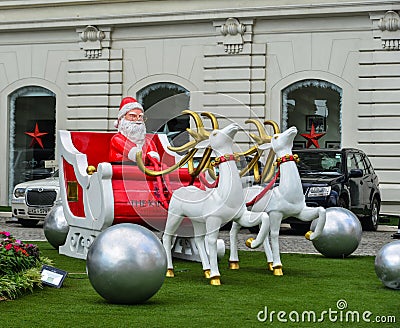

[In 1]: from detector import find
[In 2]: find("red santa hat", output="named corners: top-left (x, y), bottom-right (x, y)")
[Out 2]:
top-left (114, 96), bottom-right (144, 128)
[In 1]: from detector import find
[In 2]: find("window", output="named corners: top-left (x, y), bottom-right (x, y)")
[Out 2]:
top-left (137, 83), bottom-right (190, 148)
top-left (355, 153), bottom-right (367, 172)
top-left (8, 86), bottom-right (56, 202)
top-left (362, 153), bottom-right (373, 174)
top-left (282, 80), bottom-right (342, 148)
top-left (347, 153), bottom-right (358, 171)
top-left (297, 151), bottom-right (342, 173)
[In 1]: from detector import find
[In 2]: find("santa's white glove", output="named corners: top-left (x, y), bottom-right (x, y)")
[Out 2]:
top-left (147, 151), bottom-right (160, 162)
top-left (128, 146), bottom-right (139, 162)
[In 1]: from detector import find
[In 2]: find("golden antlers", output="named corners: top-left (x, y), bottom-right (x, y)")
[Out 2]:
top-left (136, 110), bottom-right (280, 184)
top-left (166, 110), bottom-right (217, 153)
top-left (238, 119), bottom-right (280, 183)
top-left (247, 119), bottom-right (280, 145)
top-left (136, 110), bottom-right (218, 177)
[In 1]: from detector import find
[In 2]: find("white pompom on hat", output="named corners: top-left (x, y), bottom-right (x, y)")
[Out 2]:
top-left (114, 96), bottom-right (144, 128)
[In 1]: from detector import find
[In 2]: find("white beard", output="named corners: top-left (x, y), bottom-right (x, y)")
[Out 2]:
top-left (119, 118), bottom-right (146, 147)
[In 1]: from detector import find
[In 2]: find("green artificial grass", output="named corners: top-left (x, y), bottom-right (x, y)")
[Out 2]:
top-left (1, 242), bottom-right (399, 328)
top-left (0, 206), bottom-right (11, 212)
top-left (379, 215), bottom-right (400, 227)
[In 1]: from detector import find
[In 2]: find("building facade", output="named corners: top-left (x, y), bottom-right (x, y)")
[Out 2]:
top-left (1, 0), bottom-right (400, 214)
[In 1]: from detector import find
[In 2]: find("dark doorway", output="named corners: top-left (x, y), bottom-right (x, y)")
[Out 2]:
top-left (137, 82), bottom-right (190, 147)
top-left (9, 87), bottom-right (56, 200)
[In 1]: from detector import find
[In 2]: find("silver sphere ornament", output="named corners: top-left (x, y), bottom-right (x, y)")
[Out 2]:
top-left (310, 207), bottom-right (362, 258)
top-left (86, 223), bottom-right (167, 304)
top-left (43, 204), bottom-right (69, 249)
top-left (375, 240), bottom-right (400, 290)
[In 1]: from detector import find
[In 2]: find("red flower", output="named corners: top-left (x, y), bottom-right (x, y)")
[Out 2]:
top-left (20, 249), bottom-right (29, 256)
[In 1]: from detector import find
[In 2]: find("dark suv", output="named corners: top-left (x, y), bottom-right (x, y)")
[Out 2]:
top-left (285, 148), bottom-right (381, 231)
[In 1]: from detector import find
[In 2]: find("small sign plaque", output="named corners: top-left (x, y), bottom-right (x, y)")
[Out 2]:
top-left (40, 265), bottom-right (68, 288)
top-left (44, 160), bottom-right (58, 168)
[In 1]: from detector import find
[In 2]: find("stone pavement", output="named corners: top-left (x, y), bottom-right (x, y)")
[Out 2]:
top-left (1, 213), bottom-right (398, 257)
top-left (218, 225), bottom-right (398, 257)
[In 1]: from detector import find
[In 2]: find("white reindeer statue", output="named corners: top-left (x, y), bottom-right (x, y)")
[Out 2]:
top-left (229, 122), bottom-right (326, 276)
top-left (162, 114), bottom-right (270, 285)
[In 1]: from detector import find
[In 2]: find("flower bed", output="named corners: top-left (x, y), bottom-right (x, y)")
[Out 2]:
top-left (0, 231), bottom-right (51, 300)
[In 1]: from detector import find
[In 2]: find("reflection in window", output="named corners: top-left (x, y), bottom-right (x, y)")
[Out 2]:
top-left (297, 151), bottom-right (342, 174)
top-left (282, 79), bottom-right (342, 149)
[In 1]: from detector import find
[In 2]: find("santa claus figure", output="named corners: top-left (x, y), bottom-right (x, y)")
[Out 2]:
top-left (109, 97), bottom-right (160, 165)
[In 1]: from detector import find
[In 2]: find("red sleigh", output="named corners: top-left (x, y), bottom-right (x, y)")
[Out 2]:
top-left (57, 130), bottom-right (200, 259)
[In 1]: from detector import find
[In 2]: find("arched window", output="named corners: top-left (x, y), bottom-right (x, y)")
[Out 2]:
top-left (8, 86), bottom-right (56, 201)
top-left (282, 79), bottom-right (342, 149)
top-left (137, 82), bottom-right (190, 147)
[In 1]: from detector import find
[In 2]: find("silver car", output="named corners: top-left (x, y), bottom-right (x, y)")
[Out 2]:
top-left (11, 170), bottom-right (60, 227)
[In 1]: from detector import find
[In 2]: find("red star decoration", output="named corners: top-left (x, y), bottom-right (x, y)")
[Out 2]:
top-left (25, 123), bottom-right (48, 149)
top-left (300, 123), bottom-right (326, 148)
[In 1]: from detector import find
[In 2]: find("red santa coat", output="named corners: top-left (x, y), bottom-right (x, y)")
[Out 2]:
top-left (109, 133), bottom-right (160, 165)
